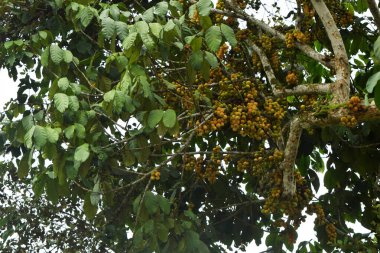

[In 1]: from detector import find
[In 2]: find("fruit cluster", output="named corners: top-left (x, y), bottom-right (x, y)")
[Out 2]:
top-left (346, 96), bottom-right (365, 112)
top-left (214, 0), bottom-right (224, 22)
top-left (286, 71), bottom-right (298, 86)
top-left (216, 43), bottom-right (229, 59)
top-left (193, 156), bottom-right (219, 183)
top-left (195, 105), bottom-right (228, 135)
top-left (285, 30), bottom-right (310, 48)
top-left (183, 155), bottom-right (196, 171)
top-left (259, 34), bottom-right (273, 52)
top-left (306, 203), bottom-right (326, 226)
top-left (340, 115), bottom-right (357, 128)
top-left (150, 170), bottom-right (161, 181)
top-left (260, 169), bottom-right (313, 230)
top-left (325, 223), bottom-right (337, 242)
top-left (270, 52), bottom-right (280, 72)
top-left (237, 158), bottom-right (250, 172)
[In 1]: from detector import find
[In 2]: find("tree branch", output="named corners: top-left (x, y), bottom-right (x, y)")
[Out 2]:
top-left (250, 42), bottom-right (331, 96)
top-left (281, 117), bottom-right (302, 197)
top-left (311, 0), bottom-right (350, 104)
top-left (221, 1), bottom-right (333, 68)
top-left (366, 0), bottom-right (380, 30)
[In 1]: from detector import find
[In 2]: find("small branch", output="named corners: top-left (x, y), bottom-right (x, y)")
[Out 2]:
top-left (250, 42), bottom-right (278, 91)
top-left (281, 117), bottom-right (302, 197)
top-left (73, 62), bottom-right (104, 95)
top-left (221, 1), bottom-right (332, 68)
top-left (367, 0), bottom-right (380, 30)
top-left (311, 0), bottom-right (350, 104)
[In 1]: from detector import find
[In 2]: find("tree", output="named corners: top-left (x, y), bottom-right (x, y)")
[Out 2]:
top-left (1, 0), bottom-right (380, 252)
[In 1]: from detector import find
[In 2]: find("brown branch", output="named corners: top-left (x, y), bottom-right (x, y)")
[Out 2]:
top-left (250, 42), bottom-right (278, 91)
top-left (274, 84), bottom-right (331, 97)
top-left (367, 0), bottom-right (380, 30)
top-left (250, 42), bottom-right (331, 96)
top-left (281, 117), bottom-right (302, 197)
top-left (221, 1), bottom-right (332, 68)
top-left (311, 0), bottom-right (350, 104)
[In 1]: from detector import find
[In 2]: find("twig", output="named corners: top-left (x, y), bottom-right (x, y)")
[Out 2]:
top-left (366, 0), bottom-right (380, 30)
top-left (73, 62), bottom-right (104, 95)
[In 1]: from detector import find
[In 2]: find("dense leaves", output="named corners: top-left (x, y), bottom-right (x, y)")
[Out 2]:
top-left (1, 0), bottom-right (380, 252)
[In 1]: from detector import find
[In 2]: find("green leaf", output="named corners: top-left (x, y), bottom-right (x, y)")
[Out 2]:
top-left (122, 32), bottom-right (137, 50)
top-left (366, 71), bottom-right (380, 93)
top-left (34, 126), bottom-right (48, 148)
top-left (24, 126), bottom-right (36, 149)
top-left (164, 19), bottom-right (176, 32)
top-left (113, 90), bottom-right (125, 114)
top-left (374, 83), bottom-right (380, 110)
top-left (189, 50), bottom-right (204, 70)
top-left (221, 24), bottom-right (237, 47)
top-left (18, 150), bottom-right (32, 179)
top-left (74, 143), bottom-right (90, 163)
top-left (62, 50), bottom-right (73, 63)
top-left (135, 20), bottom-right (150, 34)
top-left (68, 96), bottom-right (80, 111)
top-left (41, 47), bottom-right (50, 67)
top-left (158, 195), bottom-right (170, 215)
top-left (115, 21), bottom-right (129, 40)
top-left (22, 114), bottom-right (34, 131)
top-left (46, 127), bottom-right (61, 143)
top-left (75, 123), bottom-right (86, 139)
top-left (197, 0), bottom-right (211, 16)
top-left (149, 23), bottom-right (163, 38)
top-left (155, 2), bottom-right (168, 17)
top-left (77, 6), bottom-right (94, 28)
top-left (156, 223), bottom-right (169, 242)
top-left (191, 37), bottom-right (202, 51)
top-left (163, 109), bottom-right (176, 128)
top-left (64, 125), bottom-right (75, 139)
top-left (110, 4), bottom-right (120, 19)
top-left (205, 26), bottom-right (222, 52)
top-left (200, 16), bottom-right (212, 30)
top-left (148, 109), bottom-right (164, 128)
top-left (58, 77), bottom-right (70, 91)
top-left (54, 93), bottom-right (69, 113)
top-left (90, 181), bottom-right (100, 205)
top-left (204, 51), bottom-right (218, 68)
top-left (140, 32), bottom-right (155, 51)
top-left (101, 17), bottom-right (116, 39)
top-left (4, 41), bottom-right (13, 49)
top-left (144, 191), bottom-right (159, 214)
top-left (374, 36), bottom-right (380, 61)
top-left (84, 192), bottom-right (97, 219)
top-left (104, 89), bottom-right (116, 102)
top-left (46, 178), bottom-right (59, 204)
top-left (143, 7), bottom-right (154, 23)
top-left (50, 44), bottom-right (63, 64)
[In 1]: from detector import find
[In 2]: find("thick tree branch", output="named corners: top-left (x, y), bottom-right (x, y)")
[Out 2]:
top-left (366, 0), bottom-right (380, 30)
top-left (281, 117), bottom-right (302, 197)
top-left (302, 104), bottom-right (380, 128)
top-left (221, 1), bottom-right (333, 68)
top-left (311, 0), bottom-right (350, 104)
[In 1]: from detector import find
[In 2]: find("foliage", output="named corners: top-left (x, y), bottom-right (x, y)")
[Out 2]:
top-left (0, 0), bottom-right (380, 252)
